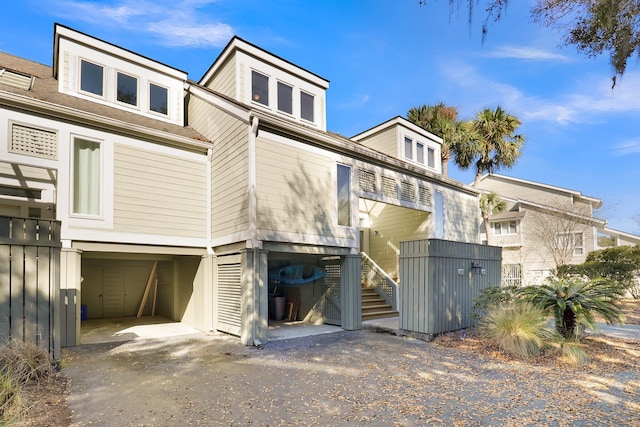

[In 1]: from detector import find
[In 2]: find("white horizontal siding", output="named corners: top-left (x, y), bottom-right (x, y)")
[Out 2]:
top-left (355, 126), bottom-right (397, 158)
top-left (204, 52), bottom-right (236, 99)
top-left (113, 144), bottom-right (207, 237)
top-left (256, 136), bottom-right (349, 241)
top-left (187, 96), bottom-right (250, 238)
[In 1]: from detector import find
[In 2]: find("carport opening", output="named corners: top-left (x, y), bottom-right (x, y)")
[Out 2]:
top-left (267, 252), bottom-right (341, 333)
top-left (80, 253), bottom-right (201, 344)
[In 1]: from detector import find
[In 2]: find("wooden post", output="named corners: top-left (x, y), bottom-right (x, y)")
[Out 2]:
top-left (151, 278), bottom-right (158, 316)
top-left (137, 261), bottom-right (158, 317)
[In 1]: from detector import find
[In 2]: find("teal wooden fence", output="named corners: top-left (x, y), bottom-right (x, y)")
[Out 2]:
top-left (0, 216), bottom-right (61, 360)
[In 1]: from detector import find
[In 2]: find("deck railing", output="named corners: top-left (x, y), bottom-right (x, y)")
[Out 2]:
top-left (360, 252), bottom-right (399, 310)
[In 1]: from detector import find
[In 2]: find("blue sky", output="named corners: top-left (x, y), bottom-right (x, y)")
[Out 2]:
top-left (2, 0), bottom-right (639, 233)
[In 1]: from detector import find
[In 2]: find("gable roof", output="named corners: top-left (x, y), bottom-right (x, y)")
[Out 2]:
top-left (199, 36), bottom-right (329, 89)
top-left (0, 50), bottom-right (209, 150)
top-left (477, 173), bottom-right (602, 208)
top-left (351, 116), bottom-right (443, 145)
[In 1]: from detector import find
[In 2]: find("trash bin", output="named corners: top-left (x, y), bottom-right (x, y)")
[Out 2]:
top-left (80, 304), bottom-right (88, 321)
top-left (269, 295), bottom-right (286, 321)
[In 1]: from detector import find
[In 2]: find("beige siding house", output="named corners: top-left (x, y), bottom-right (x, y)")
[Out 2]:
top-left (1, 26), bottom-right (482, 348)
top-left (476, 174), bottom-right (606, 285)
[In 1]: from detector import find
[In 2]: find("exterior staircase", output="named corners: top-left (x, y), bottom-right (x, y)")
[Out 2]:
top-left (361, 284), bottom-right (399, 321)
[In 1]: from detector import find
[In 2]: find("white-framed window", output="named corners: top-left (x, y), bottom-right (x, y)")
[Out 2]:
top-left (427, 147), bottom-right (435, 168)
top-left (116, 71), bottom-right (138, 106)
top-left (277, 81), bottom-right (293, 114)
top-left (79, 59), bottom-right (104, 97)
top-left (557, 232), bottom-right (585, 255)
top-left (300, 91), bottom-right (314, 122)
top-left (72, 136), bottom-right (102, 217)
top-left (337, 164), bottom-right (351, 227)
top-left (416, 142), bottom-right (424, 164)
top-left (251, 70), bottom-right (269, 106)
top-left (404, 136), bottom-right (413, 160)
top-left (149, 83), bottom-right (168, 115)
top-left (494, 220), bottom-right (518, 235)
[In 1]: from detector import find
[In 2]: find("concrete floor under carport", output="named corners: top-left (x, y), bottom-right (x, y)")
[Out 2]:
top-left (78, 251), bottom-right (206, 345)
top-left (80, 316), bottom-right (342, 345)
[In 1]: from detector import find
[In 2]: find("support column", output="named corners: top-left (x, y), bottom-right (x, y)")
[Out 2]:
top-left (341, 254), bottom-right (362, 331)
top-left (59, 248), bottom-right (81, 347)
top-left (240, 248), bottom-right (269, 346)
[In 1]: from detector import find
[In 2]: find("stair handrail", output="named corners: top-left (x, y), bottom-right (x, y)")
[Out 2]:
top-left (360, 252), bottom-right (399, 311)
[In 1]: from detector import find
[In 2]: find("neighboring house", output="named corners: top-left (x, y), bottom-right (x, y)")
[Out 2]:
top-left (0, 24), bottom-right (481, 347)
top-left (475, 174), bottom-right (606, 286)
top-left (598, 227), bottom-right (640, 248)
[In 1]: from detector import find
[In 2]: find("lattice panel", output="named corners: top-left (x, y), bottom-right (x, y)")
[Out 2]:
top-left (358, 169), bottom-right (376, 193)
top-left (10, 123), bottom-right (58, 160)
top-left (322, 264), bottom-right (341, 325)
top-left (400, 181), bottom-right (416, 202)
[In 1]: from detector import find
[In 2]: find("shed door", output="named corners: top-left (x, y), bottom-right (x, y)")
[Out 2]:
top-left (82, 265), bottom-right (103, 318)
top-left (321, 263), bottom-right (341, 325)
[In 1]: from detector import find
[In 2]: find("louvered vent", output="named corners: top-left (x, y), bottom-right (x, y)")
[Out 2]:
top-left (10, 123), bottom-right (58, 160)
top-left (401, 181), bottom-right (416, 202)
top-left (381, 176), bottom-right (397, 198)
top-left (0, 69), bottom-right (34, 90)
top-left (358, 169), bottom-right (376, 193)
top-left (418, 185), bottom-right (432, 206)
top-left (217, 263), bottom-right (242, 336)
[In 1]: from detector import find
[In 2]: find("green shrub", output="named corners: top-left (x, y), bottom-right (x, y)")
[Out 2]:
top-left (471, 285), bottom-right (520, 320)
top-left (478, 302), bottom-right (551, 358)
top-left (519, 277), bottom-right (625, 339)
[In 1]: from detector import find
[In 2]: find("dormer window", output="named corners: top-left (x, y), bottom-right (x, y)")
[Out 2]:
top-left (427, 147), bottom-right (435, 168)
top-left (80, 59), bottom-right (104, 96)
top-left (416, 142), bottom-right (424, 164)
top-left (116, 72), bottom-right (138, 106)
top-left (404, 136), bottom-right (413, 159)
top-left (300, 91), bottom-right (314, 122)
top-left (277, 81), bottom-right (293, 114)
top-left (149, 83), bottom-right (168, 115)
top-left (252, 71), bottom-right (269, 106)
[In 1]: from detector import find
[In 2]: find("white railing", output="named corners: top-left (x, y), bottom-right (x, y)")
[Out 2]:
top-left (360, 252), bottom-right (399, 310)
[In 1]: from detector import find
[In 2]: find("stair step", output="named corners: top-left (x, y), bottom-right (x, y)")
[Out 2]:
top-left (362, 304), bottom-right (392, 313)
top-left (362, 310), bottom-right (399, 321)
top-left (362, 300), bottom-right (386, 307)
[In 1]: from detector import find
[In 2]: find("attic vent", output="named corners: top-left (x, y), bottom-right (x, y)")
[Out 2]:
top-left (0, 68), bottom-right (34, 90)
top-left (418, 185), bottom-right (432, 206)
top-left (10, 123), bottom-right (58, 160)
top-left (401, 181), bottom-right (416, 202)
top-left (358, 169), bottom-right (376, 193)
top-left (381, 176), bottom-right (397, 199)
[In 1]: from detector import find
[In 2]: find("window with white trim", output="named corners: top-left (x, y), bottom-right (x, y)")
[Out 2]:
top-left (277, 81), bottom-right (293, 114)
top-left (252, 71), bottom-right (269, 106)
top-left (493, 220), bottom-right (518, 235)
top-left (427, 147), bottom-right (435, 168)
top-left (404, 136), bottom-right (413, 160)
top-left (80, 59), bottom-right (104, 96)
top-left (556, 232), bottom-right (585, 256)
top-left (149, 83), bottom-right (168, 115)
top-left (301, 91), bottom-right (314, 122)
top-left (116, 72), bottom-right (138, 106)
top-left (337, 164), bottom-right (351, 226)
top-left (72, 137), bottom-right (101, 216)
top-left (416, 142), bottom-right (424, 164)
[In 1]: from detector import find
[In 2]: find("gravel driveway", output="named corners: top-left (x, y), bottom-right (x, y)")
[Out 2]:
top-left (62, 329), bottom-right (639, 426)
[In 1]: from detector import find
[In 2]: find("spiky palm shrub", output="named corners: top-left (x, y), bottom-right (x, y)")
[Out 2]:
top-left (519, 278), bottom-right (626, 339)
top-left (478, 302), bottom-right (551, 358)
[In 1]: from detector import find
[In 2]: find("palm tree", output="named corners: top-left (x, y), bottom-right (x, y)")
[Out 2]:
top-left (479, 192), bottom-right (506, 245)
top-left (519, 278), bottom-right (626, 339)
top-left (407, 103), bottom-right (475, 177)
top-left (455, 106), bottom-right (525, 186)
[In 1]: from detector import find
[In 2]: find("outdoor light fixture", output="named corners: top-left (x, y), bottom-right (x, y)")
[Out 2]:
top-left (471, 261), bottom-right (483, 275)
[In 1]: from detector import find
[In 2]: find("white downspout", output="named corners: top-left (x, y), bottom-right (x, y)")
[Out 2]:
top-left (248, 115), bottom-right (260, 249)
top-left (206, 147), bottom-right (213, 255)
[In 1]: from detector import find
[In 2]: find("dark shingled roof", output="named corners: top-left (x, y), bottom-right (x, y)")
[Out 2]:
top-left (0, 51), bottom-right (208, 143)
